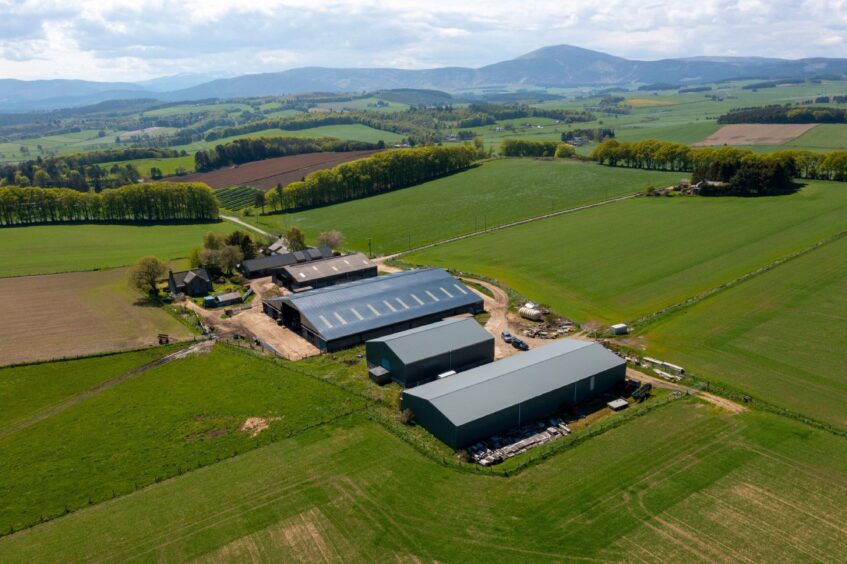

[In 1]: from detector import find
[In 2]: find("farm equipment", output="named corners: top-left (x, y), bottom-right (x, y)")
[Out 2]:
top-left (157, 334), bottom-right (170, 345)
top-left (632, 383), bottom-right (652, 402)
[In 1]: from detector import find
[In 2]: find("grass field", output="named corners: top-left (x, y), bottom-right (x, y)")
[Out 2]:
top-left (0, 345), bottom-right (182, 429)
top-left (0, 268), bottom-right (195, 365)
top-left (405, 180), bottom-right (847, 323)
top-left (0, 344), bottom-right (366, 533)
top-left (0, 221), bottom-right (235, 277)
top-left (104, 154), bottom-right (195, 177)
top-left (645, 234), bottom-right (847, 429)
top-left (259, 159), bottom-right (681, 255)
top-left (2, 400), bottom-right (845, 561)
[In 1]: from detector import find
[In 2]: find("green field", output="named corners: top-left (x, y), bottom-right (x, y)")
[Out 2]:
top-left (103, 154), bottom-right (195, 177)
top-left (406, 180), bottom-right (847, 323)
top-left (259, 159), bottom-right (681, 255)
top-left (0, 221), bottom-right (236, 277)
top-left (2, 399), bottom-right (846, 561)
top-left (0, 344), bottom-right (366, 532)
top-left (646, 234), bottom-right (847, 429)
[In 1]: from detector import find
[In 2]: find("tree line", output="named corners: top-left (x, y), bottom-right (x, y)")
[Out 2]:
top-left (264, 144), bottom-right (482, 212)
top-left (500, 139), bottom-right (575, 158)
top-left (0, 182), bottom-right (218, 226)
top-left (0, 148), bottom-right (187, 192)
top-left (719, 105), bottom-right (847, 124)
top-left (194, 137), bottom-right (380, 172)
top-left (591, 138), bottom-right (847, 195)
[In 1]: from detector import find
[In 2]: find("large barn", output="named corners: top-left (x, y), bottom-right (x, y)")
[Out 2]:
top-left (401, 339), bottom-right (626, 449)
top-left (239, 246), bottom-right (333, 279)
top-left (366, 317), bottom-right (494, 388)
top-left (263, 268), bottom-right (484, 352)
top-left (272, 253), bottom-right (377, 291)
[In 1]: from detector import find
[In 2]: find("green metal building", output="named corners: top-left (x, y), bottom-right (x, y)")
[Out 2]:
top-left (402, 339), bottom-right (626, 449)
top-left (366, 317), bottom-right (494, 388)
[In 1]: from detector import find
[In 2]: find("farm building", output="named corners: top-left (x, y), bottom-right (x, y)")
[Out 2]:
top-left (239, 246), bottom-right (332, 278)
top-left (366, 317), bottom-right (494, 388)
top-left (266, 237), bottom-right (288, 255)
top-left (204, 291), bottom-right (243, 308)
top-left (272, 253), bottom-right (377, 291)
top-left (168, 268), bottom-right (212, 297)
top-left (263, 268), bottom-right (484, 352)
top-left (401, 339), bottom-right (626, 449)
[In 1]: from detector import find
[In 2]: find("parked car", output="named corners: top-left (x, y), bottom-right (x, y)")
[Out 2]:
top-left (501, 331), bottom-right (512, 343)
top-left (515, 340), bottom-right (529, 351)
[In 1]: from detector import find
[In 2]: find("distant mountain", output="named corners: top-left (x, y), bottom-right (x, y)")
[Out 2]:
top-left (4, 45), bottom-right (847, 111)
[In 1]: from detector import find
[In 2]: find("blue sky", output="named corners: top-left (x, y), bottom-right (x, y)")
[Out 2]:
top-left (0, 0), bottom-right (845, 81)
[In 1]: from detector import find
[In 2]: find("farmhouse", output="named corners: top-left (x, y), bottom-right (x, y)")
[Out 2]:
top-left (240, 246), bottom-right (333, 278)
top-left (401, 339), bottom-right (626, 449)
top-left (263, 268), bottom-right (484, 352)
top-left (168, 267), bottom-right (212, 297)
top-left (272, 253), bottom-right (378, 291)
top-left (366, 317), bottom-right (494, 388)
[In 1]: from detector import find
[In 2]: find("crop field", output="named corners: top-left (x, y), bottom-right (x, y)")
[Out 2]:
top-left (0, 221), bottom-right (235, 277)
top-left (0, 129), bottom-right (117, 162)
top-left (2, 400), bottom-right (846, 561)
top-left (104, 154), bottom-right (195, 177)
top-left (235, 124), bottom-right (404, 144)
top-left (785, 123), bottom-right (847, 150)
top-left (177, 150), bottom-right (379, 190)
top-left (645, 234), bottom-right (847, 429)
top-left (0, 268), bottom-right (194, 366)
top-left (405, 180), bottom-right (847, 324)
top-left (693, 123), bottom-right (819, 146)
top-left (259, 159), bottom-right (681, 255)
top-left (216, 185), bottom-right (264, 211)
top-left (0, 344), bottom-right (366, 533)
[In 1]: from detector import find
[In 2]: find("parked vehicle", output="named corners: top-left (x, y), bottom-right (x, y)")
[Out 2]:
top-left (511, 338), bottom-right (528, 350)
top-left (501, 331), bottom-right (512, 343)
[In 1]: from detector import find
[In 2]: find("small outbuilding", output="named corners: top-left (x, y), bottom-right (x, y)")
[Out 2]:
top-left (273, 253), bottom-right (377, 291)
top-left (239, 246), bottom-right (332, 278)
top-left (205, 291), bottom-right (242, 308)
top-left (610, 323), bottom-right (629, 335)
top-left (366, 317), bottom-right (494, 388)
top-left (168, 268), bottom-right (213, 297)
top-left (402, 339), bottom-right (626, 449)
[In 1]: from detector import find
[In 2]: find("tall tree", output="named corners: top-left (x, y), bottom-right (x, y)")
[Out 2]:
top-left (129, 257), bottom-right (167, 297)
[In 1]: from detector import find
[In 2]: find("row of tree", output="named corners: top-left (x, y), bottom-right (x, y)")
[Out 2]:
top-left (264, 144), bottom-right (482, 212)
top-left (719, 105), bottom-right (847, 124)
top-left (591, 138), bottom-right (847, 195)
top-left (0, 182), bottom-right (218, 226)
top-left (500, 139), bottom-right (575, 158)
top-left (194, 137), bottom-right (380, 172)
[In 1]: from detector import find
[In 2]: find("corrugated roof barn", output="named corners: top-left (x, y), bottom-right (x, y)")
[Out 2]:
top-left (273, 253), bottom-right (377, 291)
top-left (366, 317), bottom-right (494, 388)
top-left (263, 268), bottom-right (484, 351)
top-left (402, 339), bottom-right (626, 448)
top-left (240, 246), bottom-right (332, 278)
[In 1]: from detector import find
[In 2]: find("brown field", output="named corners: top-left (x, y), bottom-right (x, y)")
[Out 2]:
top-left (0, 269), bottom-right (193, 366)
top-left (694, 123), bottom-right (818, 146)
top-left (178, 150), bottom-right (379, 190)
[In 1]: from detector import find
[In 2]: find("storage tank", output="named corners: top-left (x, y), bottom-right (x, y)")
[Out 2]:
top-left (519, 306), bottom-right (543, 321)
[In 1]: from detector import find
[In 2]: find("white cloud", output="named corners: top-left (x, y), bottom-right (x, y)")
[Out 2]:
top-left (0, 0), bottom-right (844, 81)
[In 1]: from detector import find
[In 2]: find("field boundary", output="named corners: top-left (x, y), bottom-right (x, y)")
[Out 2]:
top-left (628, 229), bottom-right (847, 331)
top-left (383, 191), bottom-right (639, 261)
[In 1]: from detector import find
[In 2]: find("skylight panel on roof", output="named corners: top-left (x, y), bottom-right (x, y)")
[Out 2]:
top-left (383, 300), bottom-right (397, 312)
top-left (410, 293), bottom-right (425, 306)
top-left (440, 287), bottom-right (454, 298)
top-left (453, 284), bottom-right (468, 295)
top-left (396, 297), bottom-right (410, 309)
top-left (319, 315), bottom-right (333, 329)
top-left (425, 290), bottom-right (440, 302)
top-left (350, 307), bottom-right (364, 321)
top-left (333, 312), bottom-right (348, 325)
top-left (367, 303), bottom-right (381, 316)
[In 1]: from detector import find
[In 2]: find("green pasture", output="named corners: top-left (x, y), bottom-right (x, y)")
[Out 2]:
top-left (646, 234), bottom-right (847, 429)
top-left (175, 124), bottom-right (403, 152)
top-left (2, 400), bottom-right (846, 561)
top-left (258, 159), bottom-right (680, 255)
top-left (0, 221), bottom-right (236, 277)
top-left (0, 344), bottom-right (366, 533)
top-left (406, 180), bottom-right (847, 323)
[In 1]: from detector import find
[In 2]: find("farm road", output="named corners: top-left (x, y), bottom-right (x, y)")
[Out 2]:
top-left (0, 340), bottom-right (213, 440)
top-left (221, 215), bottom-right (274, 240)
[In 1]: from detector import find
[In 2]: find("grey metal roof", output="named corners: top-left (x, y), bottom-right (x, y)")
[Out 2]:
top-left (368, 317), bottom-right (492, 365)
top-left (241, 246), bottom-right (332, 274)
top-left (171, 267), bottom-right (210, 287)
top-left (215, 291), bottom-right (242, 302)
top-left (282, 253), bottom-right (374, 284)
top-left (265, 268), bottom-right (482, 342)
top-left (404, 339), bottom-right (625, 426)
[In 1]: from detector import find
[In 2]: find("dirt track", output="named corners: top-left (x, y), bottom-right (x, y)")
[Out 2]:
top-left (177, 151), bottom-right (379, 190)
top-left (183, 277), bottom-right (319, 360)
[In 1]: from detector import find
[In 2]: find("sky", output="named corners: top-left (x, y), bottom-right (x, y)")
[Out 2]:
top-left (0, 0), bottom-right (845, 82)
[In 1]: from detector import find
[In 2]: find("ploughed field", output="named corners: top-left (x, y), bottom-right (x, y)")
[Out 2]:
top-left (0, 268), bottom-right (194, 366)
top-left (177, 150), bottom-right (379, 190)
top-left (693, 123), bottom-right (818, 146)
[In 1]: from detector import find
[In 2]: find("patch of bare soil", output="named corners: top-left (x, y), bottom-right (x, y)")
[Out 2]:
top-left (694, 123), bottom-right (817, 146)
top-left (239, 417), bottom-right (279, 437)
